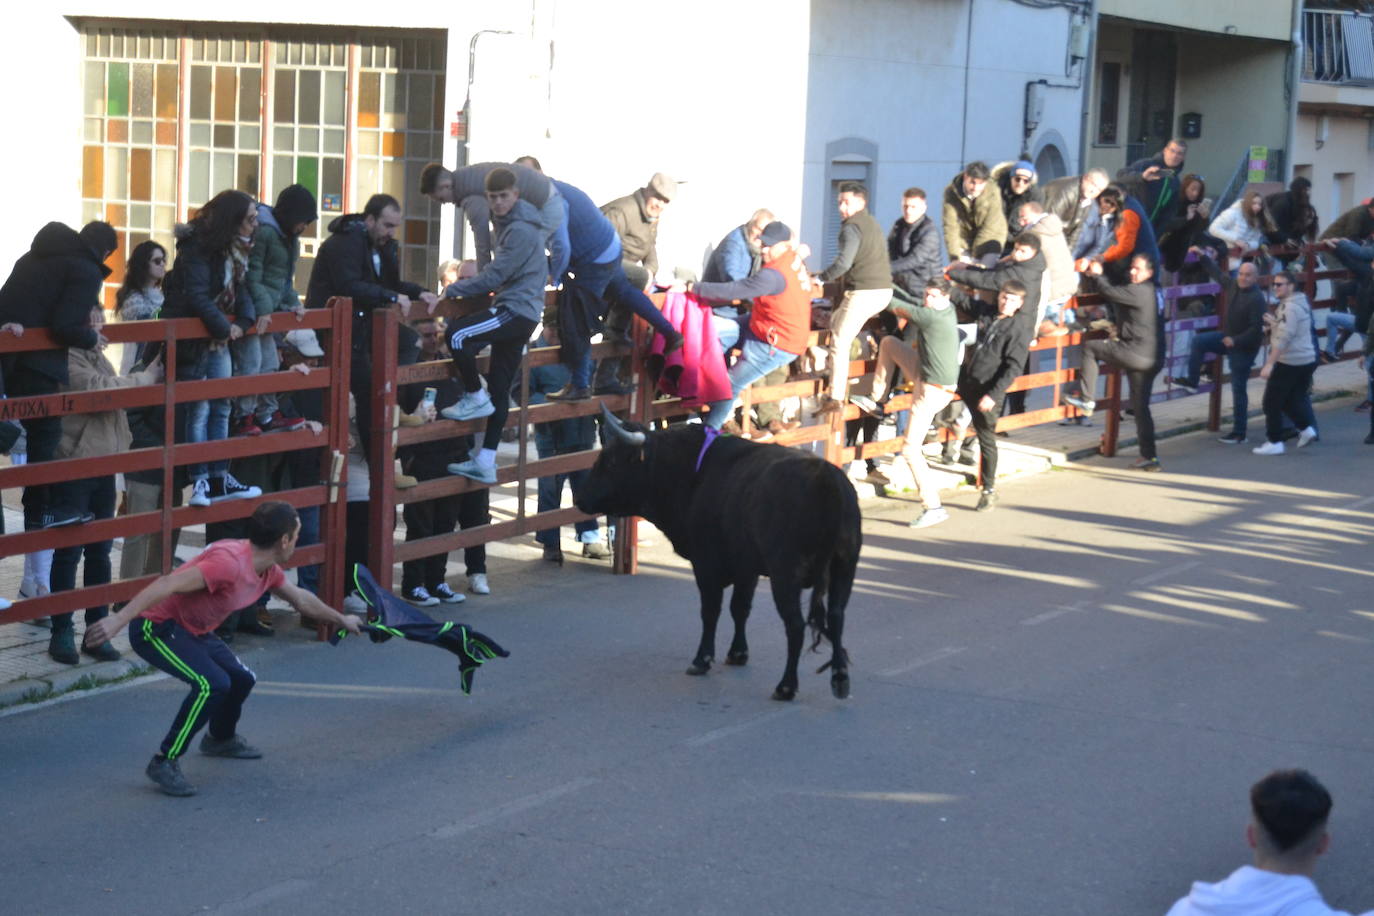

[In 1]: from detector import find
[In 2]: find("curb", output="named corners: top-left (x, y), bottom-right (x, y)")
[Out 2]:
top-left (0, 658), bottom-right (152, 711)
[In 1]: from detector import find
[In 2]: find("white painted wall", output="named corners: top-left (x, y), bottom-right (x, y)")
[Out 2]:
top-left (1292, 110), bottom-right (1374, 231)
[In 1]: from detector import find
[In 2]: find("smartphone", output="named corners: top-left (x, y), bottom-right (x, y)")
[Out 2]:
top-left (422, 387), bottom-right (437, 405)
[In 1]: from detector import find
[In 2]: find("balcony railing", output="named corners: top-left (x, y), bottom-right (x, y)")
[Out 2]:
top-left (1303, 7), bottom-right (1374, 85)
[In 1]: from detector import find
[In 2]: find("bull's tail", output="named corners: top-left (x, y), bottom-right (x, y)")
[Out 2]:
top-left (808, 471), bottom-right (862, 659)
top-left (807, 566), bottom-right (831, 652)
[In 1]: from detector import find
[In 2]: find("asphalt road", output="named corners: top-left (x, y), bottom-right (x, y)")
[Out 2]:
top-left (4, 400), bottom-right (1374, 915)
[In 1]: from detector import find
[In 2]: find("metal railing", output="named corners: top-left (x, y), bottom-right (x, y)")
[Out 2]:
top-left (1303, 7), bottom-right (1374, 85)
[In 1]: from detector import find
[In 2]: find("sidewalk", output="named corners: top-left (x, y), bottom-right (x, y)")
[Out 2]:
top-left (1, 356), bottom-right (1366, 708)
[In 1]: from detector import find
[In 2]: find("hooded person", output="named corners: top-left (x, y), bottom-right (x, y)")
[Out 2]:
top-left (993, 159), bottom-right (1044, 249)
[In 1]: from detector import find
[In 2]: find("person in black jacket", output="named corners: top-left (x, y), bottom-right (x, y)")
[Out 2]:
top-left (306, 193), bottom-right (438, 457)
top-left (1119, 139), bottom-right (1188, 235)
top-left (161, 191), bottom-right (264, 507)
top-left (888, 188), bottom-right (943, 299)
top-left (0, 220), bottom-right (116, 529)
top-left (1064, 253), bottom-right (1165, 471)
top-left (947, 232), bottom-right (1046, 323)
top-left (956, 280), bottom-right (1035, 511)
top-left (1169, 249), bottom-right (1267, 443)
top-left (1265, 177), bottom-right (1317, 265)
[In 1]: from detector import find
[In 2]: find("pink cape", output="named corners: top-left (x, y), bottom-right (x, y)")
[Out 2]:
top-left (650, 291), bottom-right (732, 407)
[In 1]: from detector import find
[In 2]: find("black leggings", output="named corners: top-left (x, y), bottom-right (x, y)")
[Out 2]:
top-left (1262, 361), bottom-right (1317, 443)
top-left (448, 308), bottom-right (538, 451)
top-left (969, 403), bottom-right (1000, 489)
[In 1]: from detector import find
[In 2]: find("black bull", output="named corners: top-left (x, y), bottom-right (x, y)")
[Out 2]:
top-left (575, 406), bottom-right (862, 700)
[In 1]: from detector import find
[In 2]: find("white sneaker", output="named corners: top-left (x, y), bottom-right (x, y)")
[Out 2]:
top-left (440, 391), bottom-right (495, 422)
top-left (448, 458), bottom-right (497, 485)
top-left (1297, 427), bottom-right (1319, 448)
top-left (0, 595), bottom-right (10, 611)
top-left (909, 507), bottom-right (950, 529)
top-left (1252, 441), bottom-right (1285, 456)
top-left (468, 573), bottom-right (490, 595)
top-left (189, 478), bottom-right (212, 507)
top-left (405, 586), bottom-right (440, 607)
top-left (431, 582), bottom-right (466, 604)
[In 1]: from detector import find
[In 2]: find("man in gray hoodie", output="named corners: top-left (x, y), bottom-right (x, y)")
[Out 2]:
top-left (439, 167), bottom-right (545, 484)
top-left (1165, 769), bottom-right (1370, 916)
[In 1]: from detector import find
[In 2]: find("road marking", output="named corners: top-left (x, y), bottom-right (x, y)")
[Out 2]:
top-left (211, 879), bottom-right (313, 914)
top-left (1131, 560), bottom-right (1201, 586)
top-left (684, 707), bottom-right (798, 748)
top-left (430, 777), bottom-right (598, 840)
top-left (877, 646), bottom-right (966, 678)
top-left (1022, 600), bottom-right (1091, 626)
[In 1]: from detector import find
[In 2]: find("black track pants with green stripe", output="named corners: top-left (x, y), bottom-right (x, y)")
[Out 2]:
top-left (129, 618), bottom-right (256, 759)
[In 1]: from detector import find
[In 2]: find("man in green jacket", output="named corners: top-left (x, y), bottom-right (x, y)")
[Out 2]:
top-left (942, 161), bottom-right (1007, 266)
top-left (238, 184), bottom-right (316, 435)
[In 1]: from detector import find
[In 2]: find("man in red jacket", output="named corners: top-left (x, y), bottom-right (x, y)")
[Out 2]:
top-left (689, 223), bottom-right (812, 430)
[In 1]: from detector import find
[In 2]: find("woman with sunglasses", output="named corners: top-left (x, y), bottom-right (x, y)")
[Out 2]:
top-left (1253, 272), bottom-right (1319, 455)
top-left (116, 239), bottom-right (168, 373)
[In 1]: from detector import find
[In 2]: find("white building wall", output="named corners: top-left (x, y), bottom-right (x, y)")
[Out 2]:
top-left (802, 0), bottom-right (1083, 269)
top-left (1291, 111), bottom-right (1374, 229)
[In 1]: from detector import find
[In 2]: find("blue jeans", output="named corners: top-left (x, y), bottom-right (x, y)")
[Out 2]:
top-left (533, 427), bottom-right (598, 546)
top-left (1184, 333), bottom-right (1257, 436)
top-left (1325, 310), bottom-right (1365, 357)
top-left (704, 331), bottom-right (799, 428)
top-left (182, 343), bottom-right (233, 482)
top-left (604, 268), bottom-right (677, 339)
top-left (713, 314), bottom-right (744, 353)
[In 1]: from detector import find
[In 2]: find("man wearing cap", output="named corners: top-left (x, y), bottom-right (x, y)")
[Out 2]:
top-left (994, 160), bottom-right (1044, 251)
top-left (240, 184), bottom-right (316, 435)
top-left (690, 222), bottom-right (812, 430)
top-left (593, 173), bottom-right (685, 395)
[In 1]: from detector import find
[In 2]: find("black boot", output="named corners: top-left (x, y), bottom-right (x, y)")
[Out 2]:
top-left (48, 625), bottom-right (79, 665)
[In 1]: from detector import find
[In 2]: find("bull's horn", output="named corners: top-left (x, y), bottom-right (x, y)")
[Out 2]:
top-left (599, 402), bottom-right (646, 446)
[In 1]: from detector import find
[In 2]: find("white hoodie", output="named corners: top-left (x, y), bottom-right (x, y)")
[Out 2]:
top-left (1166, 866), bottom-right (1369, 916)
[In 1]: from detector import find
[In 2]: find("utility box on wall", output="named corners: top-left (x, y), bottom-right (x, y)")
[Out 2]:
top-left (1180, 112), bottom-right (1202, 139)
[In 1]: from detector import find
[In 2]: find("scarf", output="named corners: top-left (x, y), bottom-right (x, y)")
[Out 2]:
top-left (215, 236), bottom-right (253, 317)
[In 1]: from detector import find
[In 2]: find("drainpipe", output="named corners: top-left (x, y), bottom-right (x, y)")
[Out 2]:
top-left (1284, 2), bottom-right (1302, 183)
top-left (1078, 1), bottom-right (1098, 173)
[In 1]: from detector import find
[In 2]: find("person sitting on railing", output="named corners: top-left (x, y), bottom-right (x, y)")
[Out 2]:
top-left (689, 223), bottom-right (812, 432)
top-left (1064, 254), bottom-right (1165, 472)
top-left (1042, 168), bottom-right (1111, 255)
top-left (1208, 189), bottom-right (1276, 266)
top-left (1018, 200), bottom-right (1077, 335)
top-left (1253, 271), bottom-right (1319, 457)
top-left (1321, 254), bottom-right (1374, 365)
top-left (1086, 185), bottom-right (1161, 285)
top-left (0, 220), bottom-right (117, 531)
top-left (1071, 186), bottom-right (1120, 269)
top-left (1168, 248), bottom-right (1268, 445)
top-left (1157, 174), bottom-right (1213, 274)
top-left (398, 316), bottom-right (492, 602)
top-left (162, 190), bottom-right (265, 508)
top-left (438, 168), bottom-right (545, 485)
top-left (1317, 198), bottom-right (1374, 312)
top-left (993, 160), bottom-right (1043, 251)
top-left (948, 232), bottom-right (1047, 327)
top-left (46, 305), bottom-right (163, 665)
top-left (1265, 176), bottom-right (1317, 267)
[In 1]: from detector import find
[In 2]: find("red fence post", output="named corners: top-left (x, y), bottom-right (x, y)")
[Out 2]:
top-left (1101, 368), bottom-right (1121, 457)
top-left (318, 297), bottom-right (352, 623)
top-left (366, 306), bottom-right (400, 592)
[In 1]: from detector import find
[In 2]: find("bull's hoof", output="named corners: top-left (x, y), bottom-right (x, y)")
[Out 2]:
top-left (831, 672), bottom-right (851, 700)
top-left (724, 650), bottom-right (748, 666)
top-left (771, 685), bottom-right (797, 701)
top-left (686, 660), bottom-right (711, 676)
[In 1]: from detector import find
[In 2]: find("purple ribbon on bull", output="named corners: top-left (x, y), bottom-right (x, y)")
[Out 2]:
top-left (695, 426), bottom-right (720, 472)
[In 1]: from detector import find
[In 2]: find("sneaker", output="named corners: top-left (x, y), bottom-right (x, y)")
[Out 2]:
top-left (1252, 441), bottom-right (1285, 456)
top-left (440, 391), bottom-right (495, 422)
top-left (1217, 431), bottom-right (1247, 444)
top-left (1132, 457), bottom-right (1163, 472)
top-left (199, 733), bottom-right (262, 759)
top-left (849, 394), bottom-right (881, 416)
top-left (212, 474), bottom-right (262, 502)
top-left (48, 627), bottom-right (79, 665)
top-left (1297, 426), bottom-right (1319, 448)
top-left (975, 489), bottom-right (998, 512)
top-left (1167, 377), bottom-right (1198, 395)
top-left (146, 755), bottom-right (197, 797)
top-left (582, 541), bottom-right (611, 560)
top-left (406, 586), bottom-right (440, 607)
top-left (546, 384), bottom-right (591, 401)
top-left (1063, 394), bottom-right (1096, 417)
top-left (395, 472), bottom-right (419, 489)
top-left (189, 478), bottom-right (212, 507)
top-left (447, 458), bottom-right (496, 485)
top-left (432, 582), bottom-right (466, 604)
top-left (865, 468), bottom-right (891, 486)
top-left (39, 506), bottom-right (93, 528)
top-left (236, 417), bottom-right (263, 437)
top-left (260, 411), bottom-right (306, 433)
top-left (81, 639), bottom-right (121, 662)
top-left (468, 573), bottom-right (491, 595)
top-left (909, 507), bottom-right (950, 529)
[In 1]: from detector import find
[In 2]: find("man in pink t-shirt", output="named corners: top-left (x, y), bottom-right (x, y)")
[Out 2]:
top-left (85, 502), bottom-right (363, 797)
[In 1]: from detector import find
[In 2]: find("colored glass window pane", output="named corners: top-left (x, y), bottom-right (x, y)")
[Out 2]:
top-left (107, 61), bottom-right (130, 116)
top-left (299, 70), bottom-right (320, 125)
top-left (214, 66), bottom-right (237, 121)
top-left (107, 119), bottom-right (129, 143)
top-left (83, 146), bottom-right (104, 199)
top-left (156, 120), bottom-right (177, 145)
top-left (382, 131), bottom-right (405, 158)
top-left (240, 67), bottom-right (261, 121)
top-left (132, 63), bottom-right (154, 117)
top-left (404, 219), bottom-right (427, 245)
top-left (297, 156), bottom-right (319, 197)
top-left (324, 70), bottom-right (345, 126)
top-left (156, 64), bottom-right (177, 118)
top-left (191, 66), bottom-right (212, 119)
top-left (274, 70), bottom-right (294, 123)
top-left (84, 61), bottom-right (105, 117)
top-left (358, 71), bottom-right (380, 128)
top-left (131, 148), bottom-right (153, 201)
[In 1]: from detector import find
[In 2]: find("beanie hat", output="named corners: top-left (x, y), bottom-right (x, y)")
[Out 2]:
top-left (274, 184), bottom-right (318, 228)
top-left (759, 221), bottom-right (791, 246)
top-left (1013, 160), bottom-right (1036, 179)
